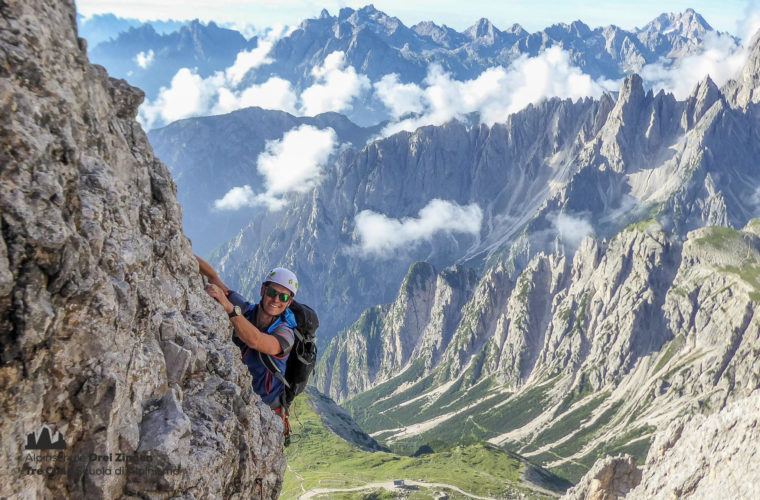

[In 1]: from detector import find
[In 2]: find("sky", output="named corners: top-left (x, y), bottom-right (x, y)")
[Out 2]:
top-left (76, 0), bottom-right (756, 37)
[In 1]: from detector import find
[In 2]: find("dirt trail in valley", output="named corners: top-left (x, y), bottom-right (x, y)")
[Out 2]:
top-left (297, 479), bottom-right (499, 499)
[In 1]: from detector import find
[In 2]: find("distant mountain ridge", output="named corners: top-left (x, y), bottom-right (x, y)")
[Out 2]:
top-left (260, 6), bottom-right (716, 86)
top-left (303, 31), bottom-right (760, 489)
top-left (77, 13), bottom-right (185, 46)
top-left (82, 6), bottom-right (725, 128)
top-left (87, 20), bottom-right (256, 99)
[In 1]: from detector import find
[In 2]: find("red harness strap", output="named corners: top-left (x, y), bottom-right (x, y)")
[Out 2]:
top-left (274, 406), bottom-right (291, 446)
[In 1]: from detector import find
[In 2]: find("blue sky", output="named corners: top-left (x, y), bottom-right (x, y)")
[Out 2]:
top-left (76, 0), bottom-right (756, 37)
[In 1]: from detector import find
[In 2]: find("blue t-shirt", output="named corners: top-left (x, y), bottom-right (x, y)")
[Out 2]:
top-left (226, 290), bottom-right (296, 407)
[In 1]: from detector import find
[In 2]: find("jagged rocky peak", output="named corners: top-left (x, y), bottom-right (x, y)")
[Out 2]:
top-left (0, 0), bottom-right (284, 498)
top-left (505, 23), bottom-right (528, 36)
top-left (339, 4), bottom-right (395, 27)
top-left (544, 20), bottom-right (592, 40)
top-left (639, 8), bottom-right (712, 39)
top-left (412, 20), bottom-right (442, 36)
top-left (569, 20), bottom-right (591, 35)
top-left (724, 28), bottom-right (760, 108)
top-left (683, 75), bottom-right (722, 125)
top-left (465, 17), bottom-right (502, 42)
top-left (596, 74), bottom-right (657, 172)
top-left (411, 20), bottom-right (466, 47)
top-left (618, 73), bottom-right (648, 107)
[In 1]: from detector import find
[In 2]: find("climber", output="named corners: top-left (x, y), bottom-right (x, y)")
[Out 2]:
top-left (195, 255), bottom-right (298, 413)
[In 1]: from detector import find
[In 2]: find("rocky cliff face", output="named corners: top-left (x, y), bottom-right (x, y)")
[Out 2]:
top-left (322, 222), bottom-right (760, 485)
top-left (626, 388), bottom-right (760, 498)
top-left (0, 1), bottom-right (284, 498)
top-left (724, 31), bottom-right (760, 108)
top-left (563, 455), bottom-right (642, 500)
top-left (565, 388), bottom-right (760, 499)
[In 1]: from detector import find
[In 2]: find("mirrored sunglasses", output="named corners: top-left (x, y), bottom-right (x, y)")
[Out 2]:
top-left (265, 286), bottom-right (291, 302)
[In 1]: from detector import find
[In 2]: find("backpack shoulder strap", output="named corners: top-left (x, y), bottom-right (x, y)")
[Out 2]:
top-left (258, 351), bottom-right (291, 389)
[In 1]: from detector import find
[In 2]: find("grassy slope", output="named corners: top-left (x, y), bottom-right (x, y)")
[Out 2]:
top-left (282, 393), bottom-right (560, 500)
top-left (344, 356), bottom-right (649, 484)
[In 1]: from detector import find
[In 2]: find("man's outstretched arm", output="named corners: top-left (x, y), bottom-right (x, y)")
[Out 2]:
top-left (204, 282), bottom-right (282, 355)
top-left (195, 255), bottom-right (229, 293)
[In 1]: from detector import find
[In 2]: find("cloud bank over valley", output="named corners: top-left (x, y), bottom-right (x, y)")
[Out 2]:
top-left (350, 200), bottom-right (484, 257)
top-left (214, 124), bottom-right (338, 211)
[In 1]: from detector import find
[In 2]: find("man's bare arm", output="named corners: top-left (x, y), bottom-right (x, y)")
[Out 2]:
top-left (230, 316), bottom-right (282, 355)
top-left (204, 283), bottom-right (281, 355)
top-left (195, 255), bottom-right (229, 293)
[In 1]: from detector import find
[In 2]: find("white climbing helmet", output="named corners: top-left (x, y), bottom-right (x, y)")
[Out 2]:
top-left (264, 267), bottom-right (299, 296)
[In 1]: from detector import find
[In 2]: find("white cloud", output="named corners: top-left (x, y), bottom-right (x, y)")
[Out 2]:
top-left (640, 31), bottom-right (747, 99)
top-left (214, 125), bottom-right (338, 211)
top-left (214, 77), bottom-right (298, 115)
top-left (139, 46), bottom-right (368, 128)
top-left (258, 124), bottom-right (337, 194)
top-left (224, 44), bottom-right (274, 86)
top-left (214, 185), bottom-right (257, 210)
top-left (135, 49), bottom-right (155, 69)
top-left (379, 47), bottom-right (616, 136)
top-left (739, 7), bottom-right (760, 44)
top-left (224, 25), bottom-right (285, 86)
top-left (138, 28), bottom-right (289, 129)
top-left (300, 51), bottom-right (371, 115)
top-left (552, 212), bottom-right (594, 249)
top-left (351, 199), bottom-right (483, 256)
top-left (373, 73), bottom-right (425, 119)
top-left (139, 68), bottom-right (223, 128)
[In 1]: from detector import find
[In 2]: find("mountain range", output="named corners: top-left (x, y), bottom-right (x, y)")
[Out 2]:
top-left (10, 0), bottom-right (760, 498)
top-left (261, 6), bottom-right (714, 87)
top-left (302, 31), bottom-right (760, 487)
top-left (76, 13), bottom-right (184, 47)
top-left (79, 4), bottom-right (760, 496)
top-left (201, 65), bottom-right (760, 344)
top-left (199, 15), bottom-right (759, 492)
top-left (84, 7), bottom-right (724, 128)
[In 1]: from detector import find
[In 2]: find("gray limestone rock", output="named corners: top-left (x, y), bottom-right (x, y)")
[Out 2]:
top-left (563, 455), bottom-right (642, 500)
top-left (0, 1), bottom-right (285, 498)
top-left (724, 30), bottom-right (760, 108)
top-left (573, 390), bottom-right (760, 499)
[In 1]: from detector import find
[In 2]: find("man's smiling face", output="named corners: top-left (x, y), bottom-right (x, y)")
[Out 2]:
top-left (260, 282), bottom-right (293, 316)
